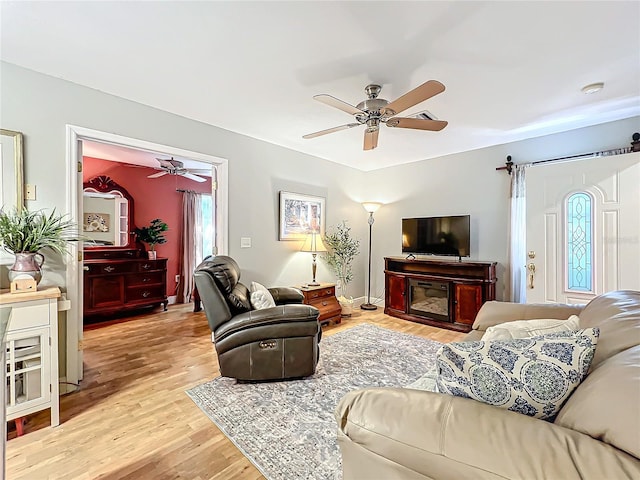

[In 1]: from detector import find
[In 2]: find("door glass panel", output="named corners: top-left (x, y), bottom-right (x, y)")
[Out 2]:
top-left (566, 192), bottom-right (593, 292)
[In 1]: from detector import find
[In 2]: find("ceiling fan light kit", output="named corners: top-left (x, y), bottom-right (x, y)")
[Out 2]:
top-left (304, 80), bottom-right (448, 151)
top-left (147, 157), bottom-right (207, 182)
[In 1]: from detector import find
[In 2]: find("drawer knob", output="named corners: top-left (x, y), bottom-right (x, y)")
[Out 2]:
top-left (322, 301), bottom-right (328, 306)
top-left (104, 266), bottom-right (115, 273)
top-left (142, 291), bottom-right (151, 298)
top-left (143, 277), bottom-right (151, 282)
top-left (142, 264), bottom-right (151, 270)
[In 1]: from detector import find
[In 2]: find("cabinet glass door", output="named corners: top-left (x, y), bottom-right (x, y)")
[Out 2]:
top-left (5, 327), bottom-right (51, 414)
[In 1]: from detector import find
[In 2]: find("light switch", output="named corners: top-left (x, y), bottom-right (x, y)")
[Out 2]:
top-left (25, 184), bottom-right (36, 200)
top-left (240, 237), bottom-right (251, 248)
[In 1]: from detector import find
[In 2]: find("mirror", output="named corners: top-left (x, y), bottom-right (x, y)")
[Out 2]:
top-left (0, 129), bottom-right (25, 211)
top-left (83, 176), bottom-right (135, 248)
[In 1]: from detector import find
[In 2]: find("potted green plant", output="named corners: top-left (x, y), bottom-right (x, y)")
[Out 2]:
top-left (0, 208), bottom-right (81, 284)
top-left (134, 218), bottom-right (168, 259)
top-left (322, 221), bottom-right (360, 316)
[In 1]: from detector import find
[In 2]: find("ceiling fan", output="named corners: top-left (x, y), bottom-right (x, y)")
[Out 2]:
top-left (147, 158), bottom-right (207, 183)
top-left (303, 80), bottom-right (448, 150)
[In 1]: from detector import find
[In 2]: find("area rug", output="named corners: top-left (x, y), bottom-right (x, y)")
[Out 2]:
top-left (186, 323), bottom-right (442, 480)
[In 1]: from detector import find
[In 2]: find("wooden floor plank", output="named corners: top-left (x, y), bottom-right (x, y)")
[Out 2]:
top-left (6, 304), bottom-right (464, 479)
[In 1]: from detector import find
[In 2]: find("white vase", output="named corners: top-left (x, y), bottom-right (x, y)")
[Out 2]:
top-left (338, 295), bottom-right (354, 317)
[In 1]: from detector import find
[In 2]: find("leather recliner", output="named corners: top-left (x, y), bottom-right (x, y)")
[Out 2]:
top-left (194, 255), bottom-right (321, 381)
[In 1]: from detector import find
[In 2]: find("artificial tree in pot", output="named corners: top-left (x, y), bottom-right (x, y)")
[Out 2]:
top-left (322, 221), bottom-right (360, 316)
top-left (134, 218), bottom-right (168, 259)
top-left (0, 208), bottom-right (81, 284)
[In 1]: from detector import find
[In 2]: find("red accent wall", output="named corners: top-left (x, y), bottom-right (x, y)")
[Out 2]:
top-left (83, 157), bottom-right (212, 298)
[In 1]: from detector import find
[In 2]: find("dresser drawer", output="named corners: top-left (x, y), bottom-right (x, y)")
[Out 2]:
top-left (126, 272), bottom-right (164, 287)
top-left (309, 297), bottom-right (341, 317)
top-left (125, 286), bottom-right (165, 303)
top-left (303, 286), bottom-right (335, 301)
top-left (137, 260), bottom-right (165, 272)
top-left (85, 262), bottom-right (135, 275)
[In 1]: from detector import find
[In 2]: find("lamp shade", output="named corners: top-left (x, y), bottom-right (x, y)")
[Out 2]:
top-left (300, 232), bottom-right (327, 253)
top-left (362, 202), bottom-right (382, 213)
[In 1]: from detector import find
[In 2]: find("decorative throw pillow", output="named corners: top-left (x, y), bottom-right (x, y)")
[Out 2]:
top-left (482, 315), bottom-right (580, 341)
top-left (405, 366), bottom-right (439, 393)
top-left (250, 281), bottom-right (276, 310)
top-left (436, 328), bottom-right (599, 421)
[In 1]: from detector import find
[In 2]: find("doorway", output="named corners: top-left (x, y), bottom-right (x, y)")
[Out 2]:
top-left (65, 125), bottom-right (228, 388)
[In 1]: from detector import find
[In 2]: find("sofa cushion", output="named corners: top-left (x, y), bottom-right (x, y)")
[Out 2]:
top-left (227, 283), bottom-right (252, 314)
top-left (436, 328), bottom-right (599, 421)
top-left (250, 281), bottom-right (276, 310)
top-left (555, 345), bottom-right (640, 458)
top-left (472, 301), bottom-right (584, 332)
top-left (578, 290), bottom-right (640, 368)
top-left (482, 315), bottom-right (580, 341)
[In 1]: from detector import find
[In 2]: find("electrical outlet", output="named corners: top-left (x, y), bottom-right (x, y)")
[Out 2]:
top-left (25, 184), bottom-right (36, 200)
top-left (175, 274), bottom-right (180, 283)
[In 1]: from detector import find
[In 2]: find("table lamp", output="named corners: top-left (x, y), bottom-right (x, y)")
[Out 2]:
top-left (301, 232), bottom-right (327, 286)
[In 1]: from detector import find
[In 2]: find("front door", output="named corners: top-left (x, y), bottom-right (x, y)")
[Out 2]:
top-left (525, 152), bottom-right (640, 304)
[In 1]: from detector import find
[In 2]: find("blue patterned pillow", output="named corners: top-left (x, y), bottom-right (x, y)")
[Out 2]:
top-left (436, 328), bottom-right (599, 421)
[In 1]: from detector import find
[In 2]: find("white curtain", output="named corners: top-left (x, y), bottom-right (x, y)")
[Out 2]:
top-left (508, 165), bottom-right (527, 303)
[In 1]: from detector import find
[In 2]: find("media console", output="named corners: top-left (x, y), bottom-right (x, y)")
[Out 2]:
top-left (384, 257), bottom-right (497, 332)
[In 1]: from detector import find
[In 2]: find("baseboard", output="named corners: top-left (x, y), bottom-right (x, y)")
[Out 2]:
top-left (353, 296), bottom-right (384, 307)
top-left (168, 295), bottom-right (178, 305)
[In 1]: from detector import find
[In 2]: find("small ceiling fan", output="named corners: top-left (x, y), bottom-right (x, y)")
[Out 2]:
top-left (147, 158), bottom-right (207, 183)
top-left (303, 80), bottom-right (448, 150)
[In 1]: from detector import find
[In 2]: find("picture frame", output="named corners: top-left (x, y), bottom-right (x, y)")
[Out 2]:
top-left (83, 212), bottom-right (111, 232)
top-left (279, 191), bottom-right (325, 241)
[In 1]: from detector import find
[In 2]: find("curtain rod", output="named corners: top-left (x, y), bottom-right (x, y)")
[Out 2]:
top-left (497, 132), bottom-right (640, 174)
top-left (176, 188), bottom-right (197, 193)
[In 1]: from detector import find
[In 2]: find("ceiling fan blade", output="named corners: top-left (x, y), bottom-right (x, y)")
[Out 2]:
top-left (181, 172), bottom-right (207, 183)
top-left (313, 94), bottom-right (365, 116)
top-left (363, 129), bottom-right (379, 151)
top-left (303, 123), bottom-right (361, 139)
top-left (386, 117), bottom-right (448, 131)
top-left (382, 80), bottom-right (446, 116)
top-left (147, 171), bottom-right (169, 179)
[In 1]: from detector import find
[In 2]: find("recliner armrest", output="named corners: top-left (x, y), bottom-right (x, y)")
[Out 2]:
top-left (268, 287), bottom-right (304, 305)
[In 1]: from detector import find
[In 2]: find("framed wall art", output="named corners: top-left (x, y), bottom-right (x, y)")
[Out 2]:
top-left (279, 191), bottom-right (325, 240)
top-left (83, 212), bottom-right (110, 232)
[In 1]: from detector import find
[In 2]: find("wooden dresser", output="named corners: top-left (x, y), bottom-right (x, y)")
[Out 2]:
top-left (299, 283), bottom-right (342, 326)
top-left (83, 248), bottom-right (168, 320)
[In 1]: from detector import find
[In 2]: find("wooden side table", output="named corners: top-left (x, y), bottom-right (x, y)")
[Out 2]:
top-left (298, 283), bottom-right (342, 326)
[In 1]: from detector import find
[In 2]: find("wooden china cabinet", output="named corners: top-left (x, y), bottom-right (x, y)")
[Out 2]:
top-left (82, 176), bottom-right (168, 321)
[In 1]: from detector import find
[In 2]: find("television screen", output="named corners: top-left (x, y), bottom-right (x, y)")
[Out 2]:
top-left (402, 215), bottom-right (470, 257)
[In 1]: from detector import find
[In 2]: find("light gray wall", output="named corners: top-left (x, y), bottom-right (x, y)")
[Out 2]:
top-left (365, 116), bottom-right (640, 302)
top-left (2, 60), bottom-right (637, 306)
top-left (0, 61), bottom-right (367, 294)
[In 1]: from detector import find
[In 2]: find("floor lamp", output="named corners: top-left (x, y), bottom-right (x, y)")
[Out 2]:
top-left (301, 232), bottom-right (327, 286)
top-left (361, 202), bottom-right (382, 310)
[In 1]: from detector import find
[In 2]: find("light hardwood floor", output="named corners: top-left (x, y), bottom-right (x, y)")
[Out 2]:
top-left (6, 304), bottom-right (465, 480)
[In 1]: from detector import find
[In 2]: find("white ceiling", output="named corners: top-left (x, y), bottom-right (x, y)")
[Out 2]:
top-left (1, 1), bottom-right (639, 172)
top-left (82, 140), bottom-right (212, 173)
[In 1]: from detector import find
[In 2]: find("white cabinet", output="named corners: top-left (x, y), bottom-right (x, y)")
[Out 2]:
top-left (2, 288), bottom-right (60, 429)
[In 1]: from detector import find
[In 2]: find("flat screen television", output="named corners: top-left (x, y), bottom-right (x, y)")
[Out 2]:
top-left (402, 215), bottom-right (470, 258)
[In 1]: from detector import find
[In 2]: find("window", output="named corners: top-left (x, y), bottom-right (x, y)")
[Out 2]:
top-left (566, 192), bottom-right (593, 292)
top-left (201, 194), bottom-right (214, 259)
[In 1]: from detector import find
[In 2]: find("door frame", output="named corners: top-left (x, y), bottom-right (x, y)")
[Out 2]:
top-left (65, 125), bottom-right (228, 386)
